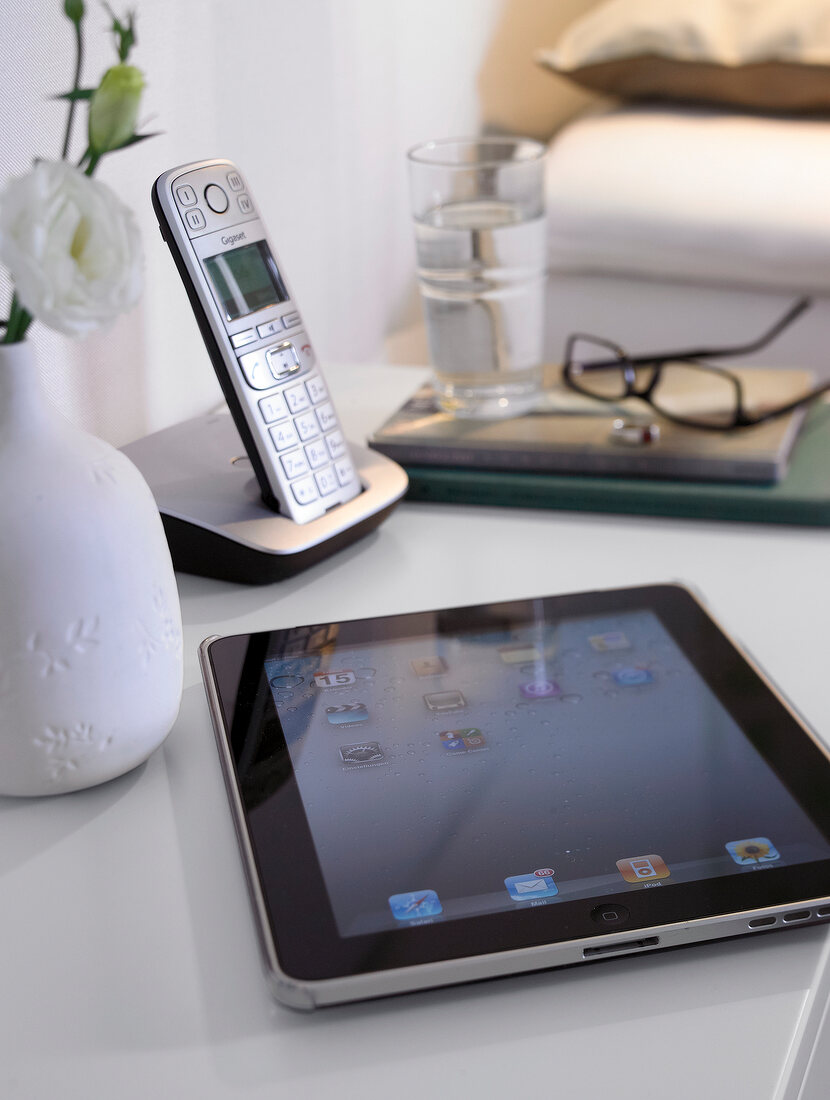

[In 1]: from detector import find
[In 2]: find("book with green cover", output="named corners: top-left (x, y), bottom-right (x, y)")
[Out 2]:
top-left (368, 380), bottom-right (830, 526)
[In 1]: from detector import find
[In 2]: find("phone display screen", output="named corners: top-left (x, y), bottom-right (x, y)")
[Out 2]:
top-left (203, 240), bottom-right (288, 321)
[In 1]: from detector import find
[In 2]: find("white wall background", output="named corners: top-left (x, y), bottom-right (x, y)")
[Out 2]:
top-left (0, 0), bottom-right (514, 445)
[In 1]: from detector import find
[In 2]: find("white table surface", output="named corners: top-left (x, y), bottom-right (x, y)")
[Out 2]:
top-left (4, 362), bottom-right (830, 1100)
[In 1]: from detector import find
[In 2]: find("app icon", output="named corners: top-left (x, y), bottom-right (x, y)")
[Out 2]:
top-left (616, 854), bottom-right (670, 883)
top-left (339, 742), bottom-right (385, 765)
top-left (325, 702), bottom-right (369, 725)
top-left (520, 679), bottom-right (561, 700)
top-left (269, 674), bottom-right (304, 689)
top-left (498, 644), bottom-right (542, 664)
top-left (726, 837), bottom-right (781, 866)
top-left (613, 667), bottom-right (654, 687)
top-left (439, 728), bottom-right (486, 752)
top-left (314, 669), bottom-right (356, 688)
top-left (504, 872), bottom-right (559, 901)
top-left (388, 890), bottom-right (443, 920)
top-left (411, 656), bottom-right (447, 677)
top-left (589, 631), bottom-right (631, 652)
top-left (424, 690), bottom-right (466, 712)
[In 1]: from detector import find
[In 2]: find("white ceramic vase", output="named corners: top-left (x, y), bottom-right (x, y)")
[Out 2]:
top-left (0, 341), bottom-right (183, 796)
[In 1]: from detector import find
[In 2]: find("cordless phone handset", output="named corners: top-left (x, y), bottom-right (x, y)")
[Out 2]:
top-left (152, 158), bottom-right (360, 524)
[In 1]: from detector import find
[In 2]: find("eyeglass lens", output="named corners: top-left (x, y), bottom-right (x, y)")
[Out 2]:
top-left (570, 338), bottom-right (740, 428)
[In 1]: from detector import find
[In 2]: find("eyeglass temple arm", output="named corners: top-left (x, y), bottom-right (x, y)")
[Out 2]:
top-left (621, 297), bottom-right (812, 367)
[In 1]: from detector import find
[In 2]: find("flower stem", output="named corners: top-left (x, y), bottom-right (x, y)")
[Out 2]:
top-left (84, 151), bottom-right (101, 177)
top-left (61, 14), bottom-right (85, 161)
top-left (2, 294), bottom-right (34, 345)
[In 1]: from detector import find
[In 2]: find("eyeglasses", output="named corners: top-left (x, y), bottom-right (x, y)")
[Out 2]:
top-left (562, 297), bottom-right (830, 431)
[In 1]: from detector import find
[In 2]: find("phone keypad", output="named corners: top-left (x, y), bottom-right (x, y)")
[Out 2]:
top-left (305, 439), bottom-right (328, 468)
top-left (294, 411), bottom-right (319, 441)
top-left (269, 421), bottom-right (299, 451)
top-left (316, 402), bottom-right (338, 433)
top-left (326, 430), bottom-right (347, 459)
top-left (258, 392), bottom-right (288, 423)
top-left (280, 450), bottom-right (309, 479)
top-left (256, 367), bottom-right (357, 507)
top-left (334, 458), bottom-right (354, 485)
top-left (315, 467), bottom-right (339, 496)
top-left (290, 476), bottom-right (318, 505)
top-left (284, 384), bottom-right (310, 414)
top-left (305, 376), bottom-right (328, 404)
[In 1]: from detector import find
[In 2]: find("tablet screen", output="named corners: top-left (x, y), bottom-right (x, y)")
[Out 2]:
top-left (265, 604), bottom-right (828, 936)
top-left (206, 585), bottom-right (830, 984)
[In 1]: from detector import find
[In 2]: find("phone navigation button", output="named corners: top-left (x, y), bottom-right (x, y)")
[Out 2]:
top-left (184, 208), bottom-right (206, 232)
top-left (175, 184), bottom-right (197, 207)
top-left (266, 343), bottom-right (302, 380)
top-left (204, 184), bottom-right (229, 213)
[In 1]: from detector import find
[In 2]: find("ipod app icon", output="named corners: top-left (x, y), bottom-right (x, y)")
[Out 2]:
top-left (616, 854), bottom-right (670, 883)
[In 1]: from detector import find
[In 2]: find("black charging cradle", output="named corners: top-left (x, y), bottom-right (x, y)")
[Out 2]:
top-left (122, 411), bottom-right (408, 585)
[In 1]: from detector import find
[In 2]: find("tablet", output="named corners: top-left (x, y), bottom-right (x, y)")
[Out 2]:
top-left (198, 583), bottom-right (830, 1010)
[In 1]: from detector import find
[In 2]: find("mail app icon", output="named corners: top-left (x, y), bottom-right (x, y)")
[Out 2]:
top-left (504, 872), bottom-right (559, 902)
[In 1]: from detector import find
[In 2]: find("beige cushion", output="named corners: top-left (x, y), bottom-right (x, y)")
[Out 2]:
top-left (545, 106), bottom-right (830, 292)
top-left (538, 0), bottom-right (830, 111)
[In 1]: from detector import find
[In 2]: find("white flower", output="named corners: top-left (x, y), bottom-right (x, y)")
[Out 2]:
top-left (0, 160), bottom-right (143, 337)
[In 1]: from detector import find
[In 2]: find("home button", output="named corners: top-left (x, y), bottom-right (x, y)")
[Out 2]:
top-left (590, 903), bottom-right (631, 926)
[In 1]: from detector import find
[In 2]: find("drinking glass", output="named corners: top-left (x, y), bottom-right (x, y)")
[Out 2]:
top-left (407, 136), bottom-right (548, 419)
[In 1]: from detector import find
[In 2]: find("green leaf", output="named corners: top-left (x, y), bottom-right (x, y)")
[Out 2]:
top-left (54, 88), bottom-right (95, 102)
top-left (104, 5), bottom-right (137, 63)
top-left (96, 130), bottom-right (161, 156)
top-left (115, 130), bottom-right (161, 148)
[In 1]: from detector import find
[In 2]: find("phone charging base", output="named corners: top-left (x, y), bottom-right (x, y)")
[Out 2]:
top-left (122, 411), bottom-right (408, 585)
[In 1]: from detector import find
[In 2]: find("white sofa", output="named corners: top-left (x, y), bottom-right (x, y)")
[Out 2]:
top-left (543, 105), bottom-right (830, 383)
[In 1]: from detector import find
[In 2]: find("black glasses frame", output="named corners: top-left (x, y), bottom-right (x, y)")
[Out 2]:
top-left (562, 297), bottom-right (830, 431)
